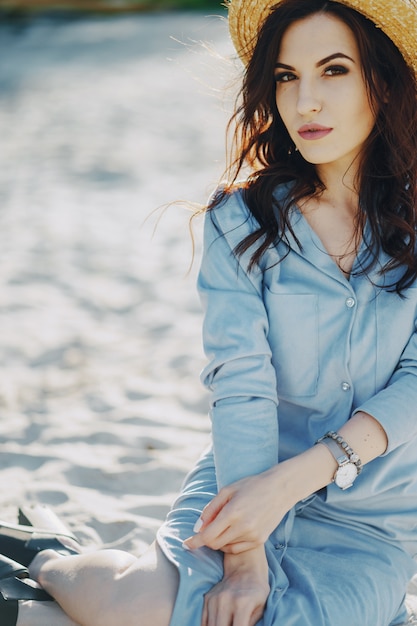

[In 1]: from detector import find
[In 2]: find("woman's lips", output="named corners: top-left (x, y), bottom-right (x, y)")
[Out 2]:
top-left (297, 124), bottom-right (333, 140)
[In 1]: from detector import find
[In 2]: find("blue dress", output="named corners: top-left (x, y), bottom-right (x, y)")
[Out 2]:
top-left (157, 184), bottom-right (417, 626)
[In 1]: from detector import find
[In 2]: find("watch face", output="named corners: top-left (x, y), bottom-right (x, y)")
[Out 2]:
top-left (334, 463), bottom-right (358, 489)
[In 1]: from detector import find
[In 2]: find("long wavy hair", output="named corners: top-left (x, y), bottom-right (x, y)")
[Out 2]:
top-left (209, 0), bottom-right (417, 294)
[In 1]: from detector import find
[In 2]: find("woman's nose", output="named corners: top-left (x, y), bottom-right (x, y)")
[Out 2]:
top-left (296, 78), bottom-right (322, 115)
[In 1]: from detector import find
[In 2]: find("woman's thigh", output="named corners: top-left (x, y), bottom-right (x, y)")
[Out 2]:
top-left (18, 600), bottom-right (80, 626)
top-left (33, 542), bottom-right (179, 626)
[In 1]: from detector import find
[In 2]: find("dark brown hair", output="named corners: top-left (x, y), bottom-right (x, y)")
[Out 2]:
top-left (210, 0), bottom-right (417, 293)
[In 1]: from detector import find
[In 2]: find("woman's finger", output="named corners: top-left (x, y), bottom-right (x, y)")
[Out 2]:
top-left (220, 540), bottom-right (256, 554)
top-left (197, 488), bottom-right (234, 530)
top-left (183, 521), bottom-right (232, 550)
top-left (205, 596), bottom-right (226, 626)
top-left (206, 593), bottom-right (236, 626)
top-left (232, 604), bottom-right (258, 626)
top-left (184, 501), bottom-right (237, 549)
top-left (194, 510), bottom-right (262, 551)
top-left (185, 524), bottom-right (258, 553)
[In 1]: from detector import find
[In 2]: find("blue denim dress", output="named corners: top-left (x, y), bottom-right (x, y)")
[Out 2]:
top-left (157, 184), bottom-right (417, 626)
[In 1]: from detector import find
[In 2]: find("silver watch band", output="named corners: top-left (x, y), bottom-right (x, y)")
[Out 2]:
top-left (320, 431), bottom-right (362, 473)
top-left (318, 437), bottom-right (349, 465)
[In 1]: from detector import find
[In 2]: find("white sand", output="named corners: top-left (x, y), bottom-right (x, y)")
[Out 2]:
top-left (0, 9), bottom-right (236, 553)
top-left (0, 9), bottom-right (416, 622)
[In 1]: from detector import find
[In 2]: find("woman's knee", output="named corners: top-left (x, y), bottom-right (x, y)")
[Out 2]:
top-left (103, 542), bottom-right (179, 626)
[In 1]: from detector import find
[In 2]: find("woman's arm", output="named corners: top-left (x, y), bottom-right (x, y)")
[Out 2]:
top-left (196, 410), bottom-right (387, 625)
top-left (352, 327), bottom-right (417, 454)
top-left (185, 410), bottom-right (387, 553)
top-left (198, 194), bottom-right (281, 488)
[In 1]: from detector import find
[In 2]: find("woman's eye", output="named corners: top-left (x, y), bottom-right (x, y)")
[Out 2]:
top-left (274, 72), bottom-right (296, 83)
top-left (323, 65), bottom-right (348, 76)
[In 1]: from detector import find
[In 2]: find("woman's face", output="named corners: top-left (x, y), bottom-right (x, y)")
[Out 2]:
top-left (275, 12), bottom-right (377, 177)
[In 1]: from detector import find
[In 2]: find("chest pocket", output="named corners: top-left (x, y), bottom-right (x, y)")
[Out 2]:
top-left (264, 290), bottom-right (319, 398)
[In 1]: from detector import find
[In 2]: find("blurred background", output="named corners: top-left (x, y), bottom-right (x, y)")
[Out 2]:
top-left (0, 0), bottom-right (222, 11)
top-left (0, 0), bottom-right (238, 549)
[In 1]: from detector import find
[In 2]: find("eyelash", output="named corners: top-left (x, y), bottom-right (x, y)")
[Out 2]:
top-left (274, 72), bottom-right (296, 83)
top-left (324, 65), bottom-right (349, 76)
top-left (274, 65), bottom-right (349, 83)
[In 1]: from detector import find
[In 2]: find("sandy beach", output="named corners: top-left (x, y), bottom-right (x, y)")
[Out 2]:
top-left (1, 8), bottom-right (417, 622)
top-left (0, 8), bottom-right (236, 553)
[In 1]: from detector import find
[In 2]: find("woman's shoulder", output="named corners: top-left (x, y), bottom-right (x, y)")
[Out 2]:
top-left (202, 183), bottom-right (255, 248)
top-left (208, 181), bottom-right (251, 220)
top-left (201, 180), bottom-right (291, 269)
top-left (207, 179), bottom-right (292, 232)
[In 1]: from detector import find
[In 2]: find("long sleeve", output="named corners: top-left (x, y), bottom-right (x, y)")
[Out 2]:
top-left (197, 191), bottom-right (279, 489)
top-left (354, 314), bottom-right (417, 454)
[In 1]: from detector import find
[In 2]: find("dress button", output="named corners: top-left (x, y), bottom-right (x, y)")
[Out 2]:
top-left (341, 382), bottom-right (351, 392)
top-left (345, 297), bottom-right (356, 308)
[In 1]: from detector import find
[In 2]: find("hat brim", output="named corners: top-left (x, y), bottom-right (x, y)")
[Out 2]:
top-left (227, 0), bottom-right (417, 75)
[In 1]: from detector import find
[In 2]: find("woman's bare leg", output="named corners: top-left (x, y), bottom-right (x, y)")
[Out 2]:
top-left (17, 600), bottom-right (80, 626)
top-left (27, 541), bottom-right (178, 626)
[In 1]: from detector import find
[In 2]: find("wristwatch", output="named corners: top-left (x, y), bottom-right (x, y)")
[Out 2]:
top-left (318, 436), bottom-right (359, 490)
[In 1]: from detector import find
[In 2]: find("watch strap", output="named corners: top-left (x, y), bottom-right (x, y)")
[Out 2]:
top-left (322, 431), bottom-right (362, 474)
top-left (318, 437), bottom-right (349, 465)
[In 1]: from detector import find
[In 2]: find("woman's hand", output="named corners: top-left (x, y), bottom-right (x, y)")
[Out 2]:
top-left (184, 465), bottom-right (292, 554)
top-left (186, 412), bottom-right (385, 555)
top-left (202, 546), bottom-right (270, 626)
top-left (184, 444), bottom-right (339, 554)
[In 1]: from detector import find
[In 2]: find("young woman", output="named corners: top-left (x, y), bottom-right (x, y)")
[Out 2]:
top-left (1, 1), bottom-right (417, 625)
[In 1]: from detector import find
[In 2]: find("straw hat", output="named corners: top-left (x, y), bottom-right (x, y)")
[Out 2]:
top-left (227, 0), bottom-right (417, 75)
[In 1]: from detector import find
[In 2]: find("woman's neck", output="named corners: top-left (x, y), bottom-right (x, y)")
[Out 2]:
top-left (299, 166), bottom-right (363, 279)
top-left (315, 162), bottom-right (360, 217)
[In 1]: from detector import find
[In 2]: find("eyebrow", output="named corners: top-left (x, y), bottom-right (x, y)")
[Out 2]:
top-left (275, 52), bottom-right (355, 70)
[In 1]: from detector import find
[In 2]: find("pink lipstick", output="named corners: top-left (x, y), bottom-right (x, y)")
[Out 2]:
top-left (298, 123), bottom-right (333, 140)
